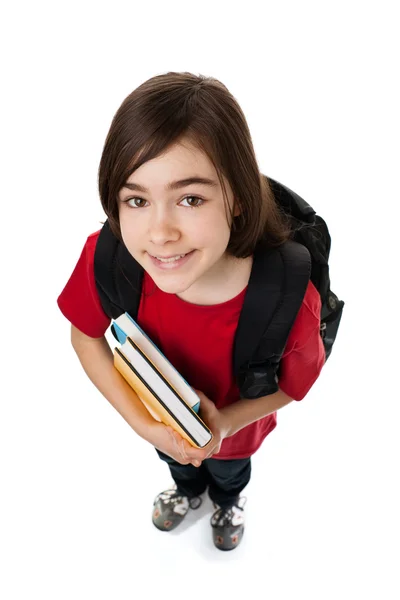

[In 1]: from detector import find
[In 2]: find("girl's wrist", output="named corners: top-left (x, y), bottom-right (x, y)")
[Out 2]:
top-left (219, 409), bottom-right (235, 438)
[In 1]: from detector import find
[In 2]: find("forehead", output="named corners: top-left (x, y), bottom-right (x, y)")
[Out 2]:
top-left (127, 139), bottom-right (215, 183)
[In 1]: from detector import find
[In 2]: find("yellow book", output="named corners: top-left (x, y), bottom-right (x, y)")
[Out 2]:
top-left (113, 322), bottom-right (213, 449)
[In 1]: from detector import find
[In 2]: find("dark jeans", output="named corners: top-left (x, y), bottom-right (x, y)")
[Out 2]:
top-left (156, 449), bottom-right (251, 509)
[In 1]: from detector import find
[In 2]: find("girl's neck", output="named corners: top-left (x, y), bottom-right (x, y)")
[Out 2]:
top-left (175, 254), bottom-right (253, 306)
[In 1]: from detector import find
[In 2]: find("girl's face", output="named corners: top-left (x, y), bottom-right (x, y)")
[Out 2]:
top-left (118, 137), bottom-right (238, 299)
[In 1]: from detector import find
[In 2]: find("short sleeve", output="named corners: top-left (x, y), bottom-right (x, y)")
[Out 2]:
top-left (57, 231), bottom-right (111, 338)
top-left (278, 280), bottom-right (326, 400)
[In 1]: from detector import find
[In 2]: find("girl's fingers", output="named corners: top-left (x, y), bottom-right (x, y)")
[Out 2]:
top-left (168, 428), bottom-right (204, 464)
top-left (170, 431), bottom-right (185, 460)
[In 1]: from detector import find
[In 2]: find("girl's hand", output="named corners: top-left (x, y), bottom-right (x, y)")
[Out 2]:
top-left (149, 421), bottom-right (207, 467)
top-left (148, 390), bottom-right (231, 466)
top-left (192, 389), bottom-right (231, 459)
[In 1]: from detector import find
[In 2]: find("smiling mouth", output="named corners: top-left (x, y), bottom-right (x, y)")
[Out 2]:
top-left (149, 252), bottom-right (190, 263)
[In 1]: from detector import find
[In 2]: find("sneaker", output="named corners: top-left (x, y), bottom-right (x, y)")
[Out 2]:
top-left (210, 497), bottom-right (247, 550)
top-left (152, 484), bottom-right (202, 531)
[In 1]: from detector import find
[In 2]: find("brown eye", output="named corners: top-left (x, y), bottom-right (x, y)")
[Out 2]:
top-left (126, 197), bottom-right (148, 208)
top-left (180, 196), bottom-right (204, 208)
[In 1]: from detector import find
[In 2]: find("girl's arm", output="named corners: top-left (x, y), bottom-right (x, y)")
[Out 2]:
top-left (70, 325), bottom-right (205, 466)
top-left (184, 388), bottom-right (294, 460)
top-left (71, 324), bottom-right (158, 436)
top-left (220, 388), bottom-right (294, 437)
top-left (219, 312), bottom-right (326, 437)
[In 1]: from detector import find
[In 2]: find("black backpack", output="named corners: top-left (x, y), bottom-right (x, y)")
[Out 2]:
top-left (94, 176), bottom-right (344, 399)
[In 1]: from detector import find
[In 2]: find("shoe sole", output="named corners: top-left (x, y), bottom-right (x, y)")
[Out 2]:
top-left (213, 526), bottom-right (244, 550)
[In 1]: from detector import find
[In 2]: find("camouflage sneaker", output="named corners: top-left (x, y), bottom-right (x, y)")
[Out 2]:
top-left (210, 497), bottom-right (247, 550)
top-left (152, 485), bottom-right (203, 531)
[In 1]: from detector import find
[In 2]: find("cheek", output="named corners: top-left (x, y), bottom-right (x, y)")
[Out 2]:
top-left (119, 211), bottom-right (142, 239)
top-left (119, 224), bottom-right (142, 258)
top-left (199, 213), bottom-right (231, 245)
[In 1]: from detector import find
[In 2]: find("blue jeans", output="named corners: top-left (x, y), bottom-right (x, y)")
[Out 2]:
top-left (156, 449), bottom-right (251, 508)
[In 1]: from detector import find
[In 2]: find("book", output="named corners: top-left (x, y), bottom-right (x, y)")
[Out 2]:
top-left (112, 313), bottom-right (213, 449)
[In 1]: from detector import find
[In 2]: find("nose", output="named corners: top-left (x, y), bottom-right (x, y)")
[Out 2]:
top-left (148, 207), bottom-right (180, 246)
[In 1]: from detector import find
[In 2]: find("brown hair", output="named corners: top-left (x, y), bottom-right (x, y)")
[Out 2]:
top-left (98, 71), bottom-right (292, 258)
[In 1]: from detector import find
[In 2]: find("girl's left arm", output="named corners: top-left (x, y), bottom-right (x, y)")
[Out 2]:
top-left (188, 388), bottom-right (293, 459)
top-left (187, 320), bottom-right (325, 459)
top-left (218, 388), bottom-right (293, 437)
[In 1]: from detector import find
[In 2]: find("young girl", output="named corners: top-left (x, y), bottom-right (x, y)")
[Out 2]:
top-left (57, 71), bottom-right (326, 551)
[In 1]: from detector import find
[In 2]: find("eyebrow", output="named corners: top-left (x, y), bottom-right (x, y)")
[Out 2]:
top-left (122, 176), bottom-right (219, 193)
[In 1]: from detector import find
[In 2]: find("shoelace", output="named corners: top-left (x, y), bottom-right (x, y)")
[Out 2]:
top-left (154, 487), bottom-right (202, 510)
top-left (211, 497), bottom-right (247, 527)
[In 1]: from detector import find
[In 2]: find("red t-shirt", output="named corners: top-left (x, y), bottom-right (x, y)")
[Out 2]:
top-left (58, 231), bottom-right (325, 459)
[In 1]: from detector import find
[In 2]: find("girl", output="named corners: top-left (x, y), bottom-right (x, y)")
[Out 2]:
top-left (57, 72), bottom-right (325, 551)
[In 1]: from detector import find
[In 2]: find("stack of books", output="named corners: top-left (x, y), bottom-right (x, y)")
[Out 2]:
top-left (112, 313), bottom-right (213, 449)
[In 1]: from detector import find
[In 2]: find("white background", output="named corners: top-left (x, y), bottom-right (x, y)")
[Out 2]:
top-left (1, 1), bottom-right (399, 598)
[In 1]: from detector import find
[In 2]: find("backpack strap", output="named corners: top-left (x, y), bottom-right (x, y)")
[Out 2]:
top-left (94, 220), bottom-right (144, 320)
top-left (233, 239), bottom-right (311, 399)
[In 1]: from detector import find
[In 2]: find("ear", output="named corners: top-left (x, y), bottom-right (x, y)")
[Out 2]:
top-left (233, 202), bottom-right (241, 217)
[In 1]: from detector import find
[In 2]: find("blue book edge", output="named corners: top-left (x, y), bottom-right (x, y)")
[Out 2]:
top-left (111, 314), bottom-right (200, 414)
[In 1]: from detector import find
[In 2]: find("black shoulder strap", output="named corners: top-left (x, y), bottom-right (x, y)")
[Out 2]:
top-left (94, 220), bottom-right (144, 320)
top-left (233, 239), bottom-right (311, 398)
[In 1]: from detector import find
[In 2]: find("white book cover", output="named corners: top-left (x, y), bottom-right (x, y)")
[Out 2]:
top-left (112, 312), bottom-right (201, 414)
top-left (116, 337), bottom-right (212, 447)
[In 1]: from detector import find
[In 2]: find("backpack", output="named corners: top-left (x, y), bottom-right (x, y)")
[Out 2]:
top-left (94, 176), bottom-right (344, 399)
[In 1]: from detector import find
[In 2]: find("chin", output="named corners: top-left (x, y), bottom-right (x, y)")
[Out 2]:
top-left (151, 274), bottom-right (194, 295)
